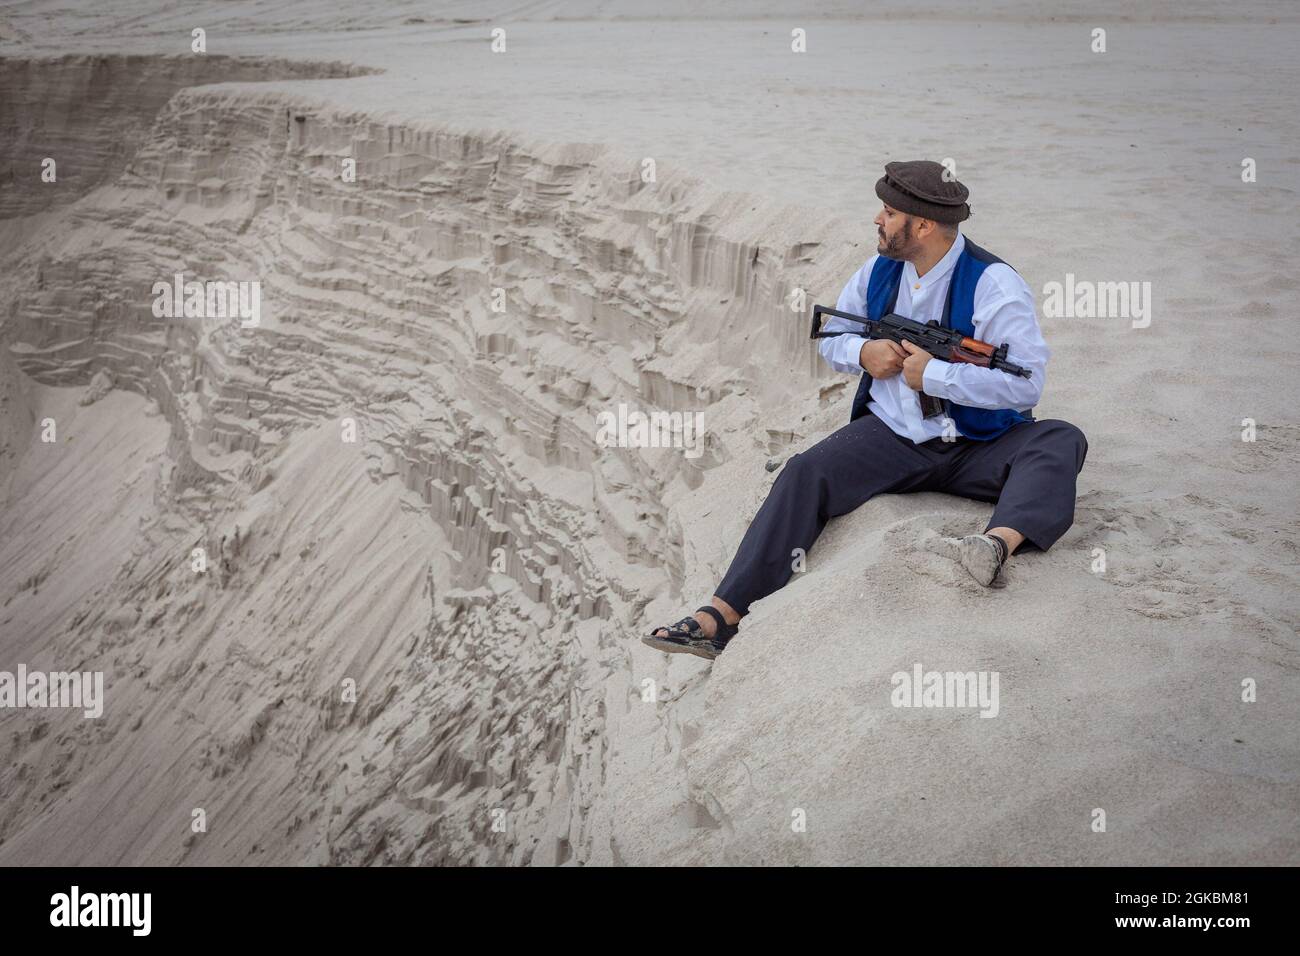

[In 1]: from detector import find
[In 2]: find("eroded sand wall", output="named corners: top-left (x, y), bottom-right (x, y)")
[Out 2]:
top-left (0, 54), bottom-right (845, 864)
top-left (0, 54), bottom-right (376, 217)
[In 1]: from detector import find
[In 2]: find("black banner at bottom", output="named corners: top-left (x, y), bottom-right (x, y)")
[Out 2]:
top-left (0, 866), bottom-right (1290, 941)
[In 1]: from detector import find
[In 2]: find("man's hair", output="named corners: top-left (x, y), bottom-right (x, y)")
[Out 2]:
top-left (912, 216), bottom-right (958, 240)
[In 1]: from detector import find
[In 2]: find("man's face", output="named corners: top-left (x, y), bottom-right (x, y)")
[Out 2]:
top-left (874, 204), bottom-right (917, 260)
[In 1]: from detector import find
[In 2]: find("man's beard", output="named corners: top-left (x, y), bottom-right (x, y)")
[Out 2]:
top-left (878, 219), bottom-right (913, 259)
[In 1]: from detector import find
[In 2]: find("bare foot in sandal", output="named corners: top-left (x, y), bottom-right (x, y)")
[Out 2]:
top-left (644, 599), bottom-right (741, 660)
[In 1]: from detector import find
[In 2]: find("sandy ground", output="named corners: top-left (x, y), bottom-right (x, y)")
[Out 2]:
top-left (0, 1), bottom-right (1296, 865)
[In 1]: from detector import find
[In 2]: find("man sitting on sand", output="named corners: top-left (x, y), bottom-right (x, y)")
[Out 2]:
top-left (645, 160), bottom-right (1088, 660)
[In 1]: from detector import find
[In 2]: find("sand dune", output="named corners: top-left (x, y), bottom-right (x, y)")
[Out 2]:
top-left (0, 2), bottom-right (1296, 865)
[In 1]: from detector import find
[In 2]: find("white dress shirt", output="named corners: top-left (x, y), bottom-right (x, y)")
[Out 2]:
top-left (818, 233), bottom-right (1049, 444)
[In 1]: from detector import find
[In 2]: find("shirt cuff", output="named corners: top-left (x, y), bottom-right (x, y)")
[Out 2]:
top-left (839, 334), bottom-right (869, 371)
top-left (921, 357), bottom-right (951, 398)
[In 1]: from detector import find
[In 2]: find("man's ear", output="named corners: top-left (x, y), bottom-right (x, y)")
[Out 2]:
top-left (915, 217), bottom-right (937, 239)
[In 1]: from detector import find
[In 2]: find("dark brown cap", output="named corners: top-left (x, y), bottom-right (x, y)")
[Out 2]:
top-left (874, 160), bottom-right (970, 224)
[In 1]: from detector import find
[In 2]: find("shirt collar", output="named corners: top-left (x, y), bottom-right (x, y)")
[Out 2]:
top-left (903, 232), bottom-right (965, 288)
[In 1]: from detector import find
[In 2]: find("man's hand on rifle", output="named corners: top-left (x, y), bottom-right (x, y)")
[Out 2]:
top-left (859, 338), bottom-right (907, 379)
top-left (900, 340), bottom-right (933, 390)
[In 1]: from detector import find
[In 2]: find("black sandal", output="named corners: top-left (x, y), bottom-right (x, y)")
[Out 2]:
top-left (642, 606), bottom-right (739, 661)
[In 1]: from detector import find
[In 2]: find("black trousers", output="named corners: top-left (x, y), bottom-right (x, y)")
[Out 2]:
top-left (715, 413), bottom-right (1089, 616)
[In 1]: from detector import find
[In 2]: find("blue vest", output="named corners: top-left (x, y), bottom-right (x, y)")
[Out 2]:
top-left (849, 238), bottom-right (1032, 441)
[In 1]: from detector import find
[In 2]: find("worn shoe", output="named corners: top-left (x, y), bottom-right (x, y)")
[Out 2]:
top-left (957, 533), bottom-right (1009, 587)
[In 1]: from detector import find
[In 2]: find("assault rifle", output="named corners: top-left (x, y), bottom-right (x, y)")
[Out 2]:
top-left (809, 304), bottom-right (1032, 378)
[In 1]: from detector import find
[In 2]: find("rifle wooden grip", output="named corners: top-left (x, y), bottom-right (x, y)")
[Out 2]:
top-left (949, 344), bottom-right (994, 367)
top-left (958, 336), bottom-right (995, 357)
